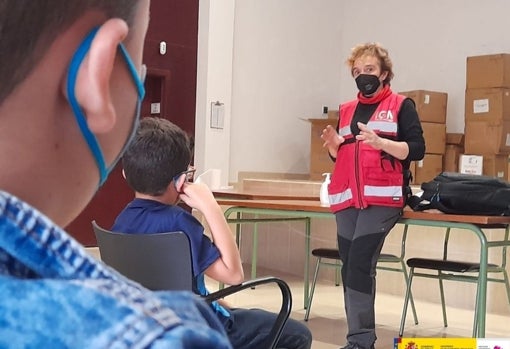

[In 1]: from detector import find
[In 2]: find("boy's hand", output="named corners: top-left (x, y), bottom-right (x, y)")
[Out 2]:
top-left (178, 182), bottom-right (217, 213)
top-left (321, 125), bottom-right (344, 157)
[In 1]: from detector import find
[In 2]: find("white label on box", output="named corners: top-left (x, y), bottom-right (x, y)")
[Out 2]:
top-left (473, 99), bottom-right (489, 114)
top-left (497, 171), bottom-right (504, 178)
top-left (506, 133), bottom-right (510, 146)
top-left (424, 94), bottom-right (430, 104)
top-left (459, 154), bottom-right (483, 175)
top-left (417, 160), bottom-right (424, 168)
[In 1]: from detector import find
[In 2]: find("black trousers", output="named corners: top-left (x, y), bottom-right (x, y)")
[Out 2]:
top-left (335, 206), bottom-right (402, 348)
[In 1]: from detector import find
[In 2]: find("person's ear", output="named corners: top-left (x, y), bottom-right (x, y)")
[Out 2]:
top-left (380, 71), bottom-right (388, 83)
top-left (72, 19), bottom-right (129, 134)
top-left (173, 174), bottom-right (187, 193)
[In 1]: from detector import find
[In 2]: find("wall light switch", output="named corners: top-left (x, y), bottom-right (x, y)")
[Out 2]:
top-left (151, 102), bottom-right (161, 114)
top-left (159, 41), bottom-right (167, 55)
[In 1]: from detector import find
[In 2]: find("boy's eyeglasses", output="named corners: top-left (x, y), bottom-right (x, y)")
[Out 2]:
top-left (173, 168), bottom-right (196, 190)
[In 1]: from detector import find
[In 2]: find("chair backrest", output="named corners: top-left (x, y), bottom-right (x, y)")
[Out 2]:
top-left (92, 220), bottom-right (194, 291)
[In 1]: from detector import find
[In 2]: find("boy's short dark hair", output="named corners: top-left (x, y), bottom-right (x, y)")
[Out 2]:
top-left (0, 1), bottom-right (138, 103)
top-left (122, 117), bottom-right (192, 196)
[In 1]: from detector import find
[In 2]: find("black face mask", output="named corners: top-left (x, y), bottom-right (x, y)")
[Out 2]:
top-left (355, 74), bottom-right (381, 96)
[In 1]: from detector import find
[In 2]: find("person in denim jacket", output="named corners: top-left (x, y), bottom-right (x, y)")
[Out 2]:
top-left (0, 1), bottom-right (231, 348)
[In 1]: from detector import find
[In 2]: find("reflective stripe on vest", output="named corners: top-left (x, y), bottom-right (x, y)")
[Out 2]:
top-left (339, 125), bottom-right (351, 137)
top-left (366, 120), bottom-right (398, 134)
top-left (364, 185), bottom-right (402, 197)
top-left (328, 188), bottom-right (353, 206)
top-left (339, 120), bottom-right (397, 137)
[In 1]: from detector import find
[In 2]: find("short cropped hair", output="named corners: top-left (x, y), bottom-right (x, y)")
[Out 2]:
top-left (0, 1), bottom-right (139, 103)
top-left (346, 42), bottom-right (394, 85)
top-left (122, 117), bottom-right (192, 196)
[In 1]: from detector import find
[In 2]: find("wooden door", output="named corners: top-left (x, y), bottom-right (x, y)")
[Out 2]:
top-left (66, 0), bottom-right (199, 245)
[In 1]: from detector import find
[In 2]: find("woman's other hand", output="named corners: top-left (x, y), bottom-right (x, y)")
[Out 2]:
top-left (321, 125), bottom-right (344, 157)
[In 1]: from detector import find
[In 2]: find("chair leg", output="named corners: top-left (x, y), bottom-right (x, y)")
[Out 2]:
top-left (472, 276), bottom-right (480, 338)
top-left (400, 260), bottom-right (419, 325)
top-left (334, 259), bottom-right (341, 286)
top-left (438, 272), bottom-right (448, 328)
top-left (399, 267), bottom-right (415, 337)
top-left (502, 269), bottom-right (510, 306)
top-left (304, 257), bottom-right (322, 321)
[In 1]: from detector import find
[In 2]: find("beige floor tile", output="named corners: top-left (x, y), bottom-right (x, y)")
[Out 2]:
top-left (206, 265), bottom-right (510, 349)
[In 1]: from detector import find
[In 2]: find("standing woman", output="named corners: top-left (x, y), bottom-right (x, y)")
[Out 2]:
top-left (321, 43), bottom-right (425, 349)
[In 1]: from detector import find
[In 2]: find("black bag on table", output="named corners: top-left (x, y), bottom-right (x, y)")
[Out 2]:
top-left (407, 172), bottom-right (510, 216)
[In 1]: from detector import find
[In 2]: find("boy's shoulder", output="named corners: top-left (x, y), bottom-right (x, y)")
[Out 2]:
top-left (115, 199), bottom-right (202, 234)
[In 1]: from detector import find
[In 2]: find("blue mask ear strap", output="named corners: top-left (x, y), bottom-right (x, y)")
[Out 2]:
top-left (118, 43), bottom-right (145, 100)
top-left (66, 27), bottom-right (108, 184)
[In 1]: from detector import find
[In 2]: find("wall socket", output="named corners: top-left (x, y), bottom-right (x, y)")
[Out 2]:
top-left (322, 106), bottom-right (328, 114)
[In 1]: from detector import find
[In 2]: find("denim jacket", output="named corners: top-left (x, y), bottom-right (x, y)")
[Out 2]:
top-left (0, 191), bottom-right (232, 349)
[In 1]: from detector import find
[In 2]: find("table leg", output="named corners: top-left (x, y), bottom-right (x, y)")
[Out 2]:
top-left (252, 219), bottom-right (259, 280)
top-left (235, 211), bottom-right (241, 246)
top-left (474, 225), bottom-right (488, 338)
top-left (219, 212), bottom-right (242, 291)
top-left (304, 217), bottom-right (311, 308)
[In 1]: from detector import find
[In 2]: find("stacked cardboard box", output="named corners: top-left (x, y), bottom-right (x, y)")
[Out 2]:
top-left (464, 54), bottom-right (510, 181)
top-left (400, 90), bottom-right (448, 184)
top-left (444, 133), bottom-right (464, 172)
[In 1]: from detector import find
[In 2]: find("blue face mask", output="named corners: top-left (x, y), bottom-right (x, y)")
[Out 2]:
top-left (66, 27), bottom-right (146, 186)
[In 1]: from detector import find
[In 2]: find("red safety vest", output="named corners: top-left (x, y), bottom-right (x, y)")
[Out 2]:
top-left (328, 93), bottom-right (406, 212)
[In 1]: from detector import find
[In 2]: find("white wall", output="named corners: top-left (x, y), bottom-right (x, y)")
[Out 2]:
top-left (195, 0), bottom-right (235, 187)
top-left (197, 0), bottom-right (510, 183)
top-left (229, 0), bottom-right (345, 181)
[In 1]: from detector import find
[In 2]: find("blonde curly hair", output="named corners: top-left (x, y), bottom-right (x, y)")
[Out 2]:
top-left (346, 42), bottom-right (394, 85)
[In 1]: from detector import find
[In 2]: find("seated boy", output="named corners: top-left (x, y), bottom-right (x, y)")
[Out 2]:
top-left (113, 117), bottom-right (313, 349)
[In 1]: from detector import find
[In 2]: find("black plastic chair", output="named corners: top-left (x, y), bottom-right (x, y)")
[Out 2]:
top-left (304, 224), bottom-right (419, 325)
top-left (92, 220), bottom-right (292, 349)
top-left (399, 224), bottom-right (510, 338)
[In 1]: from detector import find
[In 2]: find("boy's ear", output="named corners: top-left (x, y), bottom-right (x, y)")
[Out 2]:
top-left (71, 19), bottom-right (129, 133)
top-left (173, 174), bottom-right (187, 193)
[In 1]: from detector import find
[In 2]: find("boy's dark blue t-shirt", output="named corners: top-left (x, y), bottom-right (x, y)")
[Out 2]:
top-left (111, 198), bottom-right (221, 286)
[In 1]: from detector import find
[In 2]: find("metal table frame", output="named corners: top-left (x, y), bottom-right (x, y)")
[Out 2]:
top-left (218, 198), bottom-right (510, 338)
